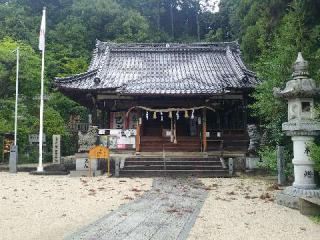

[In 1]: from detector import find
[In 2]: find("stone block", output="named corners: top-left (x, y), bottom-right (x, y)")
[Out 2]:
top-left (75, 153), bottom-right (98, 171)
top-left (299, 197), bottom-right (320, 216)
top-left (246, 157), bottom-right (260, 170)
top-left (69, 170), bottom-right (103, 177)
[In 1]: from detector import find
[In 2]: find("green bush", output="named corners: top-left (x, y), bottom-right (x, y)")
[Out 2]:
top-left (258, 146), bottom-right (293, 177)
top-left (310, 142), bottom-right (320, 172)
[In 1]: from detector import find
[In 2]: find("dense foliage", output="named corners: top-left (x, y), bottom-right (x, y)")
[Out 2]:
top-left (0, 0), bottom-right (319, 167)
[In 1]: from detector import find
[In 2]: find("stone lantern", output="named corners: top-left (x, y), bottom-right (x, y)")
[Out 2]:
top-left (274, 52), bottom-right (320, 208)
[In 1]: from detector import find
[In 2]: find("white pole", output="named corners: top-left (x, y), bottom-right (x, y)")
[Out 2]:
top-left (37, 7), bottom-right (46, 172)
top-left (14, 47), bottom-right (19, 146)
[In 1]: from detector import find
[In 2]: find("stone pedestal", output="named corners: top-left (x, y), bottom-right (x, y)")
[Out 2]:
top-left (69, 152), bottom-right (101, 177)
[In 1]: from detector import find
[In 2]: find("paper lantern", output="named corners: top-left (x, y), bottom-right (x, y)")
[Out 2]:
top-left (191, 109), bottom-right (195, 119)
top-left (184, 110), bottom-right (189, 118)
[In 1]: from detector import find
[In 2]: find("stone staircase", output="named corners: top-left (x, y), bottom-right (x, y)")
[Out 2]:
top-left (119, 156), bottom-right (229, 177)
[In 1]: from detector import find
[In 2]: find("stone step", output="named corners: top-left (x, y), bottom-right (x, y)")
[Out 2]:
top-left (125, 160), bottom-right (222, 165)
top-left (123, 165), bottom-right (224, 171)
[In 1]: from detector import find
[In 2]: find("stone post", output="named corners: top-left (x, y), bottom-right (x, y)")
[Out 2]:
top-left (9, 145), bottom-right (17, 173)
top-left (276, 145), bottom-right (285, 185)
top-left (52, 135), bottom-right (61, 164)
top-left (274, 52), bottom-right (320, 209)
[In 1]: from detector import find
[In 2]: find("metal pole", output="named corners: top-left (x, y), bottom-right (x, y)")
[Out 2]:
top-left (37, 7), bottom-right (46, 172)
top-left (9, 47), bottom-right (19, 173)
top-left (37, 44), bottom-right (45, 172)
top-left (14, 47), bottom-right (19, 146)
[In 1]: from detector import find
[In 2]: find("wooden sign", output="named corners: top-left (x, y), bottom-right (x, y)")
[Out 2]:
top-left (89, 146), bottom-right (109, 159)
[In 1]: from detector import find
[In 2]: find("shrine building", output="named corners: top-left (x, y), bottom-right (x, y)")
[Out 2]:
top-left (55, 40), bottom-right (260, 158)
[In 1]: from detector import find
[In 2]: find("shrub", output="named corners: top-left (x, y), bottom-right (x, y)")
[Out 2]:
top-left (258, 146), bottom-right (293, 177)
top-left (310, 142), bottom-right (320, 172)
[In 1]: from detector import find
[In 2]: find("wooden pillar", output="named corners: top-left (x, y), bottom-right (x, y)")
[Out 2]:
top-left (243, 96), bottom-right (248, 128)
top-left (101, 109), bottom-right (106, 128)
top-left (136, 118), bottom-right (141, 153)
top-left (92, 108), bottom-right (97, 126)
top-left (91, 96), bottom-right (98, 126)
top-left (202, 108), bottom-right (207, 152)
top-left (106, 110), bottom-right (110, 129)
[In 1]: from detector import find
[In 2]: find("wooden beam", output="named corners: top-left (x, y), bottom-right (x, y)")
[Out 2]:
top-left (202, 108), bottom-right (207, 152)
top-left (136, 118), bottom-right (141, 153)
top-left (97, 95), bottom-right (134, 100)
top-left (209, 94), bottom-right (243, 100)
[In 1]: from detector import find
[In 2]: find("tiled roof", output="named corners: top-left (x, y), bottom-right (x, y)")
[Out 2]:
top-left (55, 40), bottom-right (260, 95)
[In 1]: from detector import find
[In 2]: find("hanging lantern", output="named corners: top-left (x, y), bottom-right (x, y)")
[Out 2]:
top-left (146, 111), bottom-right (149, 120)
top-left (169, 111), bottom-right (172, 118)
top-left (191, 109), bottom-right (195, 119)
top-left (176, 111), bottom-right (180, 120)
top-left (184, 110), bottom-right (189, 118)
top-left (198, 117), bottom-right (201, 125)
top-left (153, 111), bottom-right (157, 119)
top-left (160, 112), bottom-right (163, 122)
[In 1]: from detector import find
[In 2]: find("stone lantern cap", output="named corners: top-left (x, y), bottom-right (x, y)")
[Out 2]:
top-left (274, 52), bottom-right (320, 99)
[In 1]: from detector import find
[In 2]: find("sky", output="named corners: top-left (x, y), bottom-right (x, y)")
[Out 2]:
top-left (200, 0), bottom-right (220, 13)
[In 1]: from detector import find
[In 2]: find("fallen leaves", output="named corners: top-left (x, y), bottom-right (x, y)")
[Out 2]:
top-left (123, 196), bottom-right (134, 200)
top-left (131, 188), bottom-right (142, 192)
top-left (266, 184), bottom-right (281, 191)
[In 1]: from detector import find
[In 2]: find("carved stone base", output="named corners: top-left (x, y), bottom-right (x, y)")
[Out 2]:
top-left (276, 186), bottom-right (320, 209)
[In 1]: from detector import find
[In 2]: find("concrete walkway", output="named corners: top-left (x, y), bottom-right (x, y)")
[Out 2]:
top-left (66, 177), bottom-right (208, 240)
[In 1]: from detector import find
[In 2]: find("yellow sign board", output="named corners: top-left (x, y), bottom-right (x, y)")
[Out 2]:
top-left (88, 145), bottom-right (109, 159)
top-left (88, 145), bottom-right (111, 177)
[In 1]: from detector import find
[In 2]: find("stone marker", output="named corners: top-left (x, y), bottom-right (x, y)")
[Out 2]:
top-left (52, 135), bottom-right (61, 164)
top-left (228, 158), bottom-right (234, 176)
top-left (277, 145), bottom-right (286, 185)
top-left (9, 145), bottom-right (17, 173)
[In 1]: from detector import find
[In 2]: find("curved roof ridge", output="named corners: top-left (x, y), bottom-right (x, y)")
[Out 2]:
top-left (94, 40), bottom-right (240, 51)
top-left (55, 69), bottom-right (97, 83)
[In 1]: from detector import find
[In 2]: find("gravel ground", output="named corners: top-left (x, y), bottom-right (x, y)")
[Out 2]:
top-left (0, 172), bottom-right (152, 240)
top-left (188, 177), bottom-right (320, 240)
top-left (1, 173), bottom-right (319, 240)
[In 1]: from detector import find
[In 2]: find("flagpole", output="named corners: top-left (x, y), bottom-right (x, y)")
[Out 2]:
top-left (37, 7), bottom-right (46, 172)
top-left (14, 47), bottom-right (19, 146)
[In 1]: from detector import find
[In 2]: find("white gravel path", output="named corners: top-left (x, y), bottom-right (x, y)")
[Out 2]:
top-left (0, 172), bottom-right (152, 240)
top-left (188, 177), bottom-right (320, 240)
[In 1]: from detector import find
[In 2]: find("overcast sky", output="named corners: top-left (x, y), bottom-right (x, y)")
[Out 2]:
top-left (200, 0), bottom-right (220, 13)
